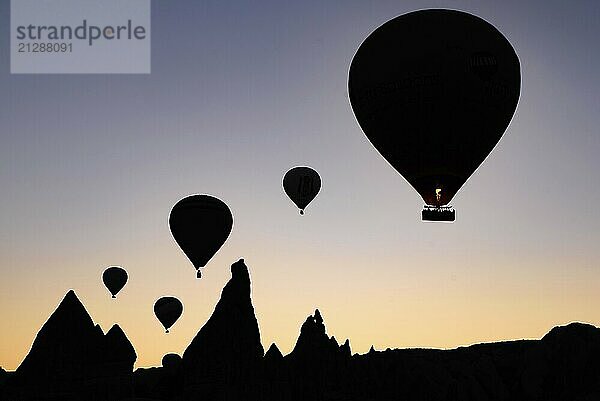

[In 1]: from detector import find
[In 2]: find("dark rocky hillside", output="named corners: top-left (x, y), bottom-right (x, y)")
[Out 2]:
top-left (2, 260), bottom-right (599, 401)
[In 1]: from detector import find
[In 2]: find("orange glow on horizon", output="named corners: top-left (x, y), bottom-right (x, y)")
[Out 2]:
top-left (1, 249), bottom-right (599, 371)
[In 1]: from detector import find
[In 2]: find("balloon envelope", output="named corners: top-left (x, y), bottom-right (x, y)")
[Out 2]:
top-left (102, 266), bottom-right (128, 298)
top-left (283, 167), bottom-right (322, 214)
top-left (162, 353), bottom-right (182, 369)
top-left (154, 297), bottom-right (183, 333)
top-left (169, 195), bottom-right (233, 275)
top-left (348, 9), bottom-right (520, 207)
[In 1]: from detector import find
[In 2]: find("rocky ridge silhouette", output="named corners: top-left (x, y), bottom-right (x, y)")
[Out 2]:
top-left (2, 260), bottom-right (600, 400)
top-left (2, 290), bottom-right (136, 400)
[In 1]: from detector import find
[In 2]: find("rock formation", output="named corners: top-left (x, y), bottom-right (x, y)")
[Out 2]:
top-left (3, 263), bottom-right (600, 401)
top-left (2, 290), bottom-right (136, 401)
top-left (180, 258), bottom-right (264, 399)
top-left (0, 367), bottom-right (7, 388)
top-left (264, 343), bottom-right (284, 363)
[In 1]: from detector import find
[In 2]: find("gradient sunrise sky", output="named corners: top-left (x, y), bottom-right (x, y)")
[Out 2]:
top-left (1, 0), bottom-right (599, 370)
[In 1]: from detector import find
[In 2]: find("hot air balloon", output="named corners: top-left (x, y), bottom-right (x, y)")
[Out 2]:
top-left (348, 9), bottom-right (521, 221)
top-left (102, 266), bottom-right (128, 298)
top-left (169, 195), bottom-right (233, 279)
top-left (283, 166), bottom-right (322, 215)
top-left (154, 296), bottom-right (183, 333)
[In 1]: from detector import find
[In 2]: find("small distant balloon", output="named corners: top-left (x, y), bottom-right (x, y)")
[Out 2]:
top-left (162, 353), bottom-right (182, 369)
top-left (169, 195), bottom-right (233, 279)
top-left (154, 297), bottom-right (183, 334)
top-left (283, 166), bottom-right (321, 215)
top-left (102, 266), bottom-right (128, 299)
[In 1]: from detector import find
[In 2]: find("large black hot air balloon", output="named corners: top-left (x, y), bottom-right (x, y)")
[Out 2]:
top-left (283, 166), bottom-right (322, 215)
top-left (169, 195), bottom-right (233, 279)
top-left (348, 9), bottom-right (521, 221)
top-left (154, 296), bottom-right (183, 333)
top-left (102, 266), bottom-right (128, 298)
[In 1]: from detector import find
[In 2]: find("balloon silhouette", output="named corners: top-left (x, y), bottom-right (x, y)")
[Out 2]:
top-left (154, 297), bottom-right (183, 333)
top-left (102, 266), bottom-right (128, 299)
top-left (283, 167), bottom-right (322, 215)
top-left (348, 9), bottom-right (520, 221)
top-left (169, 195), bottom-right (233, 279)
